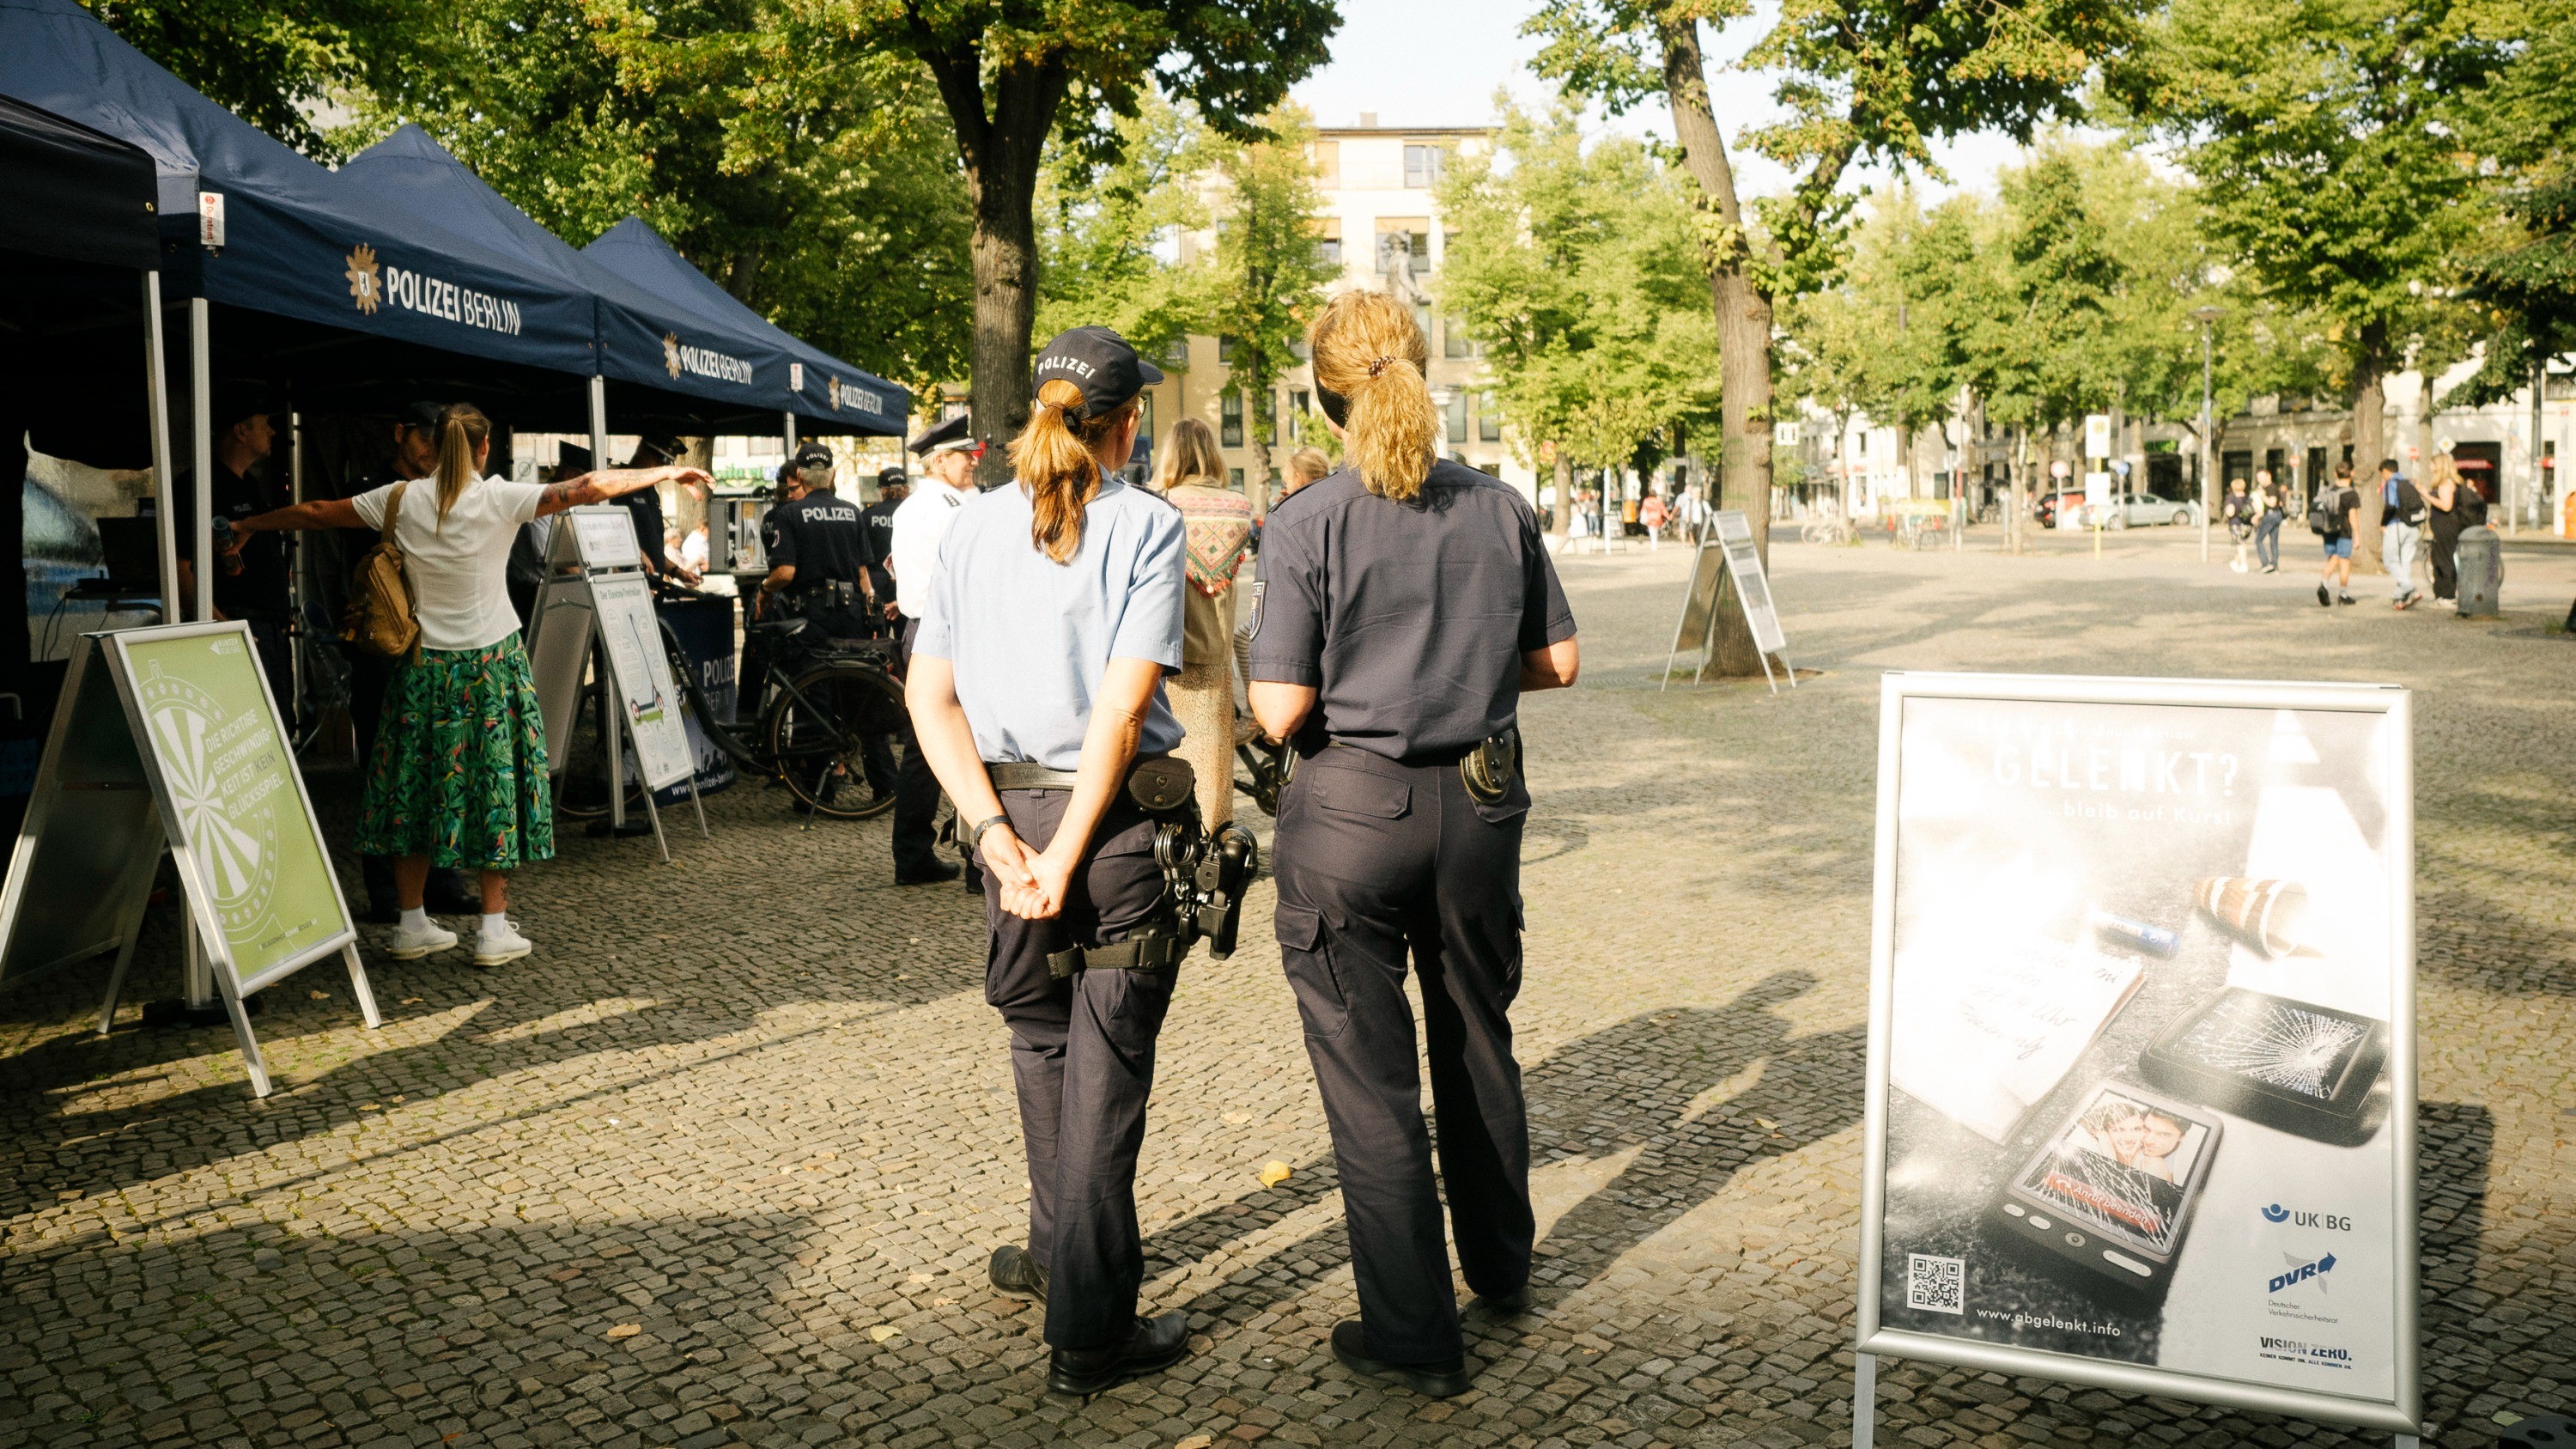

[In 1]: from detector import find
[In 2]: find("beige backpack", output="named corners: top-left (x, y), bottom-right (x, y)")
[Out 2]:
top-left (341, 480), bottom-right (420, 657)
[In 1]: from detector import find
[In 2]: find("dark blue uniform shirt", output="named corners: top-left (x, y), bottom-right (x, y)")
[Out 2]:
top-left (770, 488), bottom-right (874, 582)
top-left (1249, 459), bottom-right (1575, 762)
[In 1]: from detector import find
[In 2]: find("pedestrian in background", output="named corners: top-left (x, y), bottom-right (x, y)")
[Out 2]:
top-left (1249, 289), bottom-right (1581, 1399)
top-left (902, 326), bottom-right (1193, 1397)
top-left (2424, 450), bottom-right (2466, 609)
top-left (2379, 457), bottom-right (2426, 610)
top-left (2223, 478), bottom-right (2255, 573)
top-left (222, 403), bottom-right (707, 965)
top-left (1156, 417), bottom-right (1254, 829)
top-left (1283, 447), bottom-right (1332, 500)
top-left (2316, 462), bottom-right (2359, 607)
top-left (2253, 470), bottom-right (2286, 574)
top-left (887, 415), bottom-right (981, 886)
top-left (1639, 490), bottom-right (1668, 549)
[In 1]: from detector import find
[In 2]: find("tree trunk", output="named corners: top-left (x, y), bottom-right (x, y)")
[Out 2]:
top-left (918, 44), bottom-right (1067, 490)
top-left (2352, 347), bottom-right (2385, 575)
top-left (1657, 15), bottom-right (1775, 679)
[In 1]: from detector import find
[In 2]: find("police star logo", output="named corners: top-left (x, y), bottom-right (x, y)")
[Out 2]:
top-left (344, 243), bottom-right (381, 314)
top-left (663, 332), bottom-right (683, 379)
top-left (828, 376), bottom-right (842, 411)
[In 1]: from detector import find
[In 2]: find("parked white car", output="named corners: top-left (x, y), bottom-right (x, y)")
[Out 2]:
top-left (2099, 492), bottom-right (2204, 529)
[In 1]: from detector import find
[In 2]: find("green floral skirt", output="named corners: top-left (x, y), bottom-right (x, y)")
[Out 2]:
top-left (357, 636), bottom-right (556, 870)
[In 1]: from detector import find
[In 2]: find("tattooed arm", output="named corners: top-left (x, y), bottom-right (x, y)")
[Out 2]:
top-left (532, 465), bottom-right (714, 519)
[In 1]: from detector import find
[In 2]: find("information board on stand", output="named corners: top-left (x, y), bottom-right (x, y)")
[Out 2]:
top-left (1854, 672), bottom-right (2419, 1446)
top-left (0, 623), bottom-right (380, 1096)
top-left (1663, 509), bottom-right (1795, 692)
top-left (527, 506), bottom-right (705, 859)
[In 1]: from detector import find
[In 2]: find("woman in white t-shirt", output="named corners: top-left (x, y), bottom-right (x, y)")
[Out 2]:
top-left (226, 403), bottom-right (708, 965)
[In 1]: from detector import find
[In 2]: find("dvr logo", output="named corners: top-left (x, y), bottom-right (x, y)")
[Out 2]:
top-left (2269, 1252), bottom-right (2337, 1295)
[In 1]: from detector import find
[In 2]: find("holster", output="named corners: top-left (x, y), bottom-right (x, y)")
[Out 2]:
top-left (1460, 728), bottom-right (1522, 806)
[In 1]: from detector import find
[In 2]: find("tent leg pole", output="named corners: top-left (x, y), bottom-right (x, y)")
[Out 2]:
top-left (783, 411), bottom-right (796, 457)
top-left (588, 374), bottom-right (610, 476)
top-left (190, 297), bottom-right (213, 624)
top-left (142, 273), bottom-right (179, 625)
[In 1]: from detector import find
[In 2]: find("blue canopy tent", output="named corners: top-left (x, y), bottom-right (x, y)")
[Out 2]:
top-left (583, 216), bottom-right (907, 439)
top-left (341, 128), bottom-right (903, 454)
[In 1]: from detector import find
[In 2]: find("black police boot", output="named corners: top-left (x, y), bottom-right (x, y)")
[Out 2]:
top-left (1469, 1283), bottom-right (1530, 1315)
top-left (1330, 1319), bottom-right (1475, 1399)
top-left (894, 857), bottom-right (962, 886)
top-left (359, 854), bottom-right (399, 925)
top-left (987, 1244), bottom-right (1047, 1302)
top-left (1047, 1311), bottom-right (1189, 1397)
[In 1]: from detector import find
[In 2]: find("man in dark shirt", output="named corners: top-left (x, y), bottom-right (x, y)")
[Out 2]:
top-left (862, 467), bottom-right (906, 636)
top-left (164, 402), bottom-right (293, 710)
top-left (757, 442), bottom-right (878, 638)
top-left (611, 435), bottom-right (700, 585)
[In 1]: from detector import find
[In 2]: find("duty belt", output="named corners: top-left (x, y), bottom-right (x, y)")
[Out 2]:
top-left (1046, 932), bottom-right (1184, 978)
top-left (983, 754), bottom-right (1206, 979)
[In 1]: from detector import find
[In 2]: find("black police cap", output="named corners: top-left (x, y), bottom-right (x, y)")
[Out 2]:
top-left (1032, 326), bottom-right (1163, 419)
top-left (793, 441), bottom-right (835, 470)
top-left (877, 466), bottom-right (908, 486)
top-left (907, 413), bottom-right (972, 456)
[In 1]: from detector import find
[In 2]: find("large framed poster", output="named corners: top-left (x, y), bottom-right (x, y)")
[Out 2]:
top-left (1858, 672), bottom-right (2416, 1437)
top-left (1662, 510), bottom-right (1795, 692)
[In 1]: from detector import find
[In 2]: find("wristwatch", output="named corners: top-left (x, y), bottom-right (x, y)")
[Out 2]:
top-left (969, 814), bottom-right (1012, 855)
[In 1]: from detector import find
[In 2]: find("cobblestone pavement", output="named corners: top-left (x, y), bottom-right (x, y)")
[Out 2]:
top-left (1, 527), bottom-right (2569, 1449)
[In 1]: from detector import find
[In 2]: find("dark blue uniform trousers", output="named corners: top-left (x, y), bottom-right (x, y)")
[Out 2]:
top-left (1273, 746), bottom-right (1535, 1365)
top-left (891, 618), bottom-right (945, 874)
top-left (984, 788), bottom-right (1177, 1349)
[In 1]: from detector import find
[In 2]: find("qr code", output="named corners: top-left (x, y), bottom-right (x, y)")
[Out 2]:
top-left (1906, 1253), bottom-right (1965, 1314)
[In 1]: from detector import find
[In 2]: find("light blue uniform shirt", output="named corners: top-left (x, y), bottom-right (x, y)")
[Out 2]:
top-left (912, 475), bottom-right (1188, 770)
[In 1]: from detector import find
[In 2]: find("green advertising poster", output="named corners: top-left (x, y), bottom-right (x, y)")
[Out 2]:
top-left (118, 630), bottom-right (346, 983)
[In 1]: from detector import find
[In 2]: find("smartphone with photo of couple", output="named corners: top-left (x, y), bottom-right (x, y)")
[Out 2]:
top-left (1990, 1081), bottom-right (2222, 1301)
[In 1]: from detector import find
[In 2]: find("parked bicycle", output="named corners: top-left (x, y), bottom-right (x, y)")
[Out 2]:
top-left (1801, 514), bottom-right (1856, 545)
top-left (554, 613), bottom-right (908, 824)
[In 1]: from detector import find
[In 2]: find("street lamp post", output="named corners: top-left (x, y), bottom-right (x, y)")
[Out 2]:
top-left (2192, 306), bottom-right (2222, 564)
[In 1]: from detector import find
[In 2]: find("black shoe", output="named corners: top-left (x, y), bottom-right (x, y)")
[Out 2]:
top-left (1047, 1311), bottom-right (1189, 1397)
top-left (424, 869), bottom-right (481, 916)
top-left (989, 1245), bottom-right (1048, 1302)
top-left (1470, 1284), bottom-right (1530, 1315)
top-left (1330, 1319), bottom-right (1475, 1398)
top-left (2337, 593), bottom-right (2355, 606)
top-left (2317, 583), bottom-right (2331, 607)
top-left (895, 859), bottom-right (962, 886)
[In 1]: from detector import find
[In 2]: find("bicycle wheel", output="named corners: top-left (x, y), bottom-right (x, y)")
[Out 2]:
top-left (657, 618), bottom-right (762, 773)
top-left (764, 661), bottom-right (906, 819)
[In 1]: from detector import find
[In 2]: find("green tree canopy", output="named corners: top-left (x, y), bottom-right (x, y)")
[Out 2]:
top-left (84, 0), bottom-right (447, 158)
top-left (1199, 104), bottom-right (1336, 510)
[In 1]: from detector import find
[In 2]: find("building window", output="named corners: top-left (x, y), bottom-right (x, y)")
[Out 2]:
top-left (1218, 335), bottom-right (1239, 364)
top-left (1443, 314), bottom-right (1475, 359)
top-left (1138, 391), bottom-right (1153, 439)
top-left (1444, 393), bottom-right (1467, 444)
top-left (1376, 221), bottom-right (1431, 278)
top-left (1404, 143), bottom-right (1444, 189)
top-left (1315, 216), bottom-right (1342, 269)
top-left (1229, 467), bottom-right (1244, 490)
top-left (1478, 391), bottom-right (1500, 443)
top-left (1222, 391), bottom-right (1243, 447)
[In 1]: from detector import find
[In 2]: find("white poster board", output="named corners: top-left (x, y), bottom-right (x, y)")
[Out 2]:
top-left (1858, 672), bottom-right (2416, 1436)
top-left (588, 572), bottom-right (694, 791)
top-left (1711, 511), bottom-right (1787, 656)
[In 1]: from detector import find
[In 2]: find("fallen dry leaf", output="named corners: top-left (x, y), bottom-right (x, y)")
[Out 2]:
top-left (867, 1325), bottom-right (901, 1343)
top-left (1177, 1436), bottom-right (1216, 1449)
top-left (399, 997), bottom-right (424, 1005)
top-left (932, 1296), bottom-right (954, 1306)
top-left (1257, 1160), bottom-right (1292, 1189)
top-left (309, 990), bottom-right (329, 1000)
top-left (1755, 1117), bottom-right (1778, 1130)
top-left (604, 1324), bottom-right (641, 1340)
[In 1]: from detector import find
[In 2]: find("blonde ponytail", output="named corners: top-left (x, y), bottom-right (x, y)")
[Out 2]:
top-left (1309, 289), bottom-right (1438, 502)
top-left (1009, 378), bottom-right (1136, 563)
top-left (434, 402), bottom-right (492, 528)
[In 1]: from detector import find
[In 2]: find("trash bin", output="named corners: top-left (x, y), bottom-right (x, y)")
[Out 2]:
top-left (2454, 525), bottom-right (2500, 618)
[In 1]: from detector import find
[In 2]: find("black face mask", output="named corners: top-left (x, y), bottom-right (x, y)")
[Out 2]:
top-left (1315, 385), bottom-right (1351, 428)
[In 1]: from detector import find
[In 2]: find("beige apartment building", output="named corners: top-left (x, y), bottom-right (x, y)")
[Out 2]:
top-left (1132, 115), bottom-right (1537, 504)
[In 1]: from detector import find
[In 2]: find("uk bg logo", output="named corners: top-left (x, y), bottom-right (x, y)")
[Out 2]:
top-left (345, 243), bottom-right (381, 314)
top-left (663, 332), bottom-right (683, 379)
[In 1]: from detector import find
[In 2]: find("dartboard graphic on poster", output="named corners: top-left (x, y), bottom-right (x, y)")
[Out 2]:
top-left (137, 661), bottom-right (283, 925)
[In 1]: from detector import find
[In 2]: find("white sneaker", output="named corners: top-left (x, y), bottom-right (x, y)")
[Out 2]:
top-left (387, 921), bottom-right (459, 960)
top-left (474, 919), bottom-right (533, 966)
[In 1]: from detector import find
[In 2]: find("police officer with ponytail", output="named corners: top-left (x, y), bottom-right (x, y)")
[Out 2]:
top-left (1248, 290), bottom-right (1580, 1398)
top-left (903, 326), bottom-right (1196, 1396)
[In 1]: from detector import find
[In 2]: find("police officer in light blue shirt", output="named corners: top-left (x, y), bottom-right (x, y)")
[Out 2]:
top-left (903, 326), bottom-right (1194, 1397)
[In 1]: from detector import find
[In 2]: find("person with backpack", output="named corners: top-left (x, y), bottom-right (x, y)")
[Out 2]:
top-left (2253, 470), bottom-right (2287, 573)
top-left (2379, 458), bottom-right (2428, 610)
top-left (2223, 478), bottom-right (2256, 572)
top-left (2312, 462), bottom-right (2360, 606)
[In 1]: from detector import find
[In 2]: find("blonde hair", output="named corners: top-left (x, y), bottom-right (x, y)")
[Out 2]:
top-left (1309, 289), bottom-right (1438, 502)
top-left (2428, 452), bottom-right (2463, 495)
top-left (1154, 417), bottom-right (1227, 493)
top-left (434, 403), bottom-right (492, 527)
top-left (1007, 378), bottom-right (1138, 563)
top-left (1285, 447), bottom-right (1331, 485)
